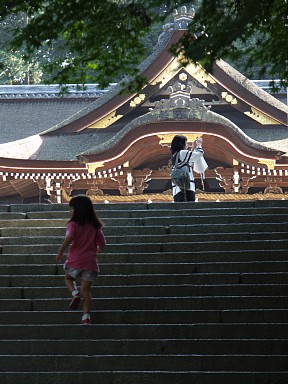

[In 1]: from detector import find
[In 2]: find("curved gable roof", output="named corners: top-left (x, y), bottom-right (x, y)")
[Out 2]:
top-left (36, 28), bottom-right (287, 137)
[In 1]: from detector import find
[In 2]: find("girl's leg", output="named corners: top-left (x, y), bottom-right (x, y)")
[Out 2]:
top-left (80, 279), bottom-right (92, 314)
top-left (65, 272), bottom-right (81, 310)
top-left (65, 272), bottom-right (77, 293)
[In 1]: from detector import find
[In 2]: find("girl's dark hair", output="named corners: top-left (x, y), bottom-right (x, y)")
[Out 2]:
top-left (170, 135), bottom-right (187, 155)
top-left (69, 195), bottom-right (103, 228)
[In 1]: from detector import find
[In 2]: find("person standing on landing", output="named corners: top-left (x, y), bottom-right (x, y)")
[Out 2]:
top-left (56, 195), bottom-right (106, 325)
top-left (171, 134), bottom-right (207, 202)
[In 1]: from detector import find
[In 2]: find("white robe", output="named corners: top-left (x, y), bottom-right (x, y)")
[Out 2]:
top-left (171, 147), bottom-right (208, 196)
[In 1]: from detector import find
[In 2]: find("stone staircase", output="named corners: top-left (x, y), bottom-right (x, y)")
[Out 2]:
top-left (0, 200), bottom-right (288, 384)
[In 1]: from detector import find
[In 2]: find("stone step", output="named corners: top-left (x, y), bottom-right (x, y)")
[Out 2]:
top-left (0, 283), bottom-right (286, 299)
top-left (2, 239), bottom-right (287, 254)
top-left (1, 296), bottom-right (287, 312)
top-left (0, 218), bottom-right (67, 228)
top-left (0, 226), bottom-right (168, 237)
top-left (0, 202), bottom-right (249, 214)
top-left (1, 222), bottom-right (288, 237)
top-left (0, 309), bottom-right (288, 324)
top-left (6, 199), bottom-right (288, 213)
top-left (109, 249), bottom-right (288, 263)
top-left (0, 323), bottom-right (287, 339)
top-left (110, 238), bottom-right (287, 253)
top-left (1, 338), bottom-right (287, 355)
top-left (0, 226), bottom-right (66, 237)
top-left (0, 231), bottom-right (287, 245)
top-left (0, 212), bottom-right (27, 220)
top-left (1, 261), bottom-right (288, 275)
top-left (0, 200), bottom-right (287, 384)
top-left (140, 214), bottom-right (288, 226)
top-left (0, 371), bottom-right (287, 384)
top-left (0, 353), bottom-right (287, 373)
top-left (8, 202), bottom-right (145, 212)
top-left (0, 236), bottom-right (63, 245)
top-left (1, 250), bottom-right (288, 264)
top-left (1, 284), bottom-right (287, 299)
top-left (23, 206), bottom-right (288, 219)
top-left (1, 213), bottom-right (288, 228)
top-left (169, 222), bottom-right (288, 234)
top-left (5, 272), bottom-right (288, 287)
top-left (0, 310), bottom-right (222, 324)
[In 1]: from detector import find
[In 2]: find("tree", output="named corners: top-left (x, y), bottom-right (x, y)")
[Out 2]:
top-left (0, 1), bottom-right (286, 92)
top-left (0, 50), bottom-right (42, 84)
top-left (0, 12), bottom-right (43, 84)
top-left (173, 0), bottom-right (288, 92)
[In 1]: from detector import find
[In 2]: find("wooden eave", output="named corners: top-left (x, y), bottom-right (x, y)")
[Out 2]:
top-left (0, 179), bottom-right (39, 198)
top-left (45, 30), bottom-right (185, 135)
top-left (41, 27), bottom-right (287, 138)
top-left (81, 120), bottom-right (283, 170)
top-left (0, 157), bottom-right (86, 174)
top-left (211, 62), bottom-right (287, 126)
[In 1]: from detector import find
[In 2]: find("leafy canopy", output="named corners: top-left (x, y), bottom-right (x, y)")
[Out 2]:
top-left (173, 0), bottom-right (288, 92)
top-left (0, 0), bottom-right (287, 91)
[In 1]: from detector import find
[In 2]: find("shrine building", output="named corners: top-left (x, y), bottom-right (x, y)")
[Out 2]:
top-left (0, 6), bottom-right (287, 203)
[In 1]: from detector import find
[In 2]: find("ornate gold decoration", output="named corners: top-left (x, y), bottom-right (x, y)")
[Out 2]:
top-left (123, 161), bottom-right (130, 168)
top-left (157, 134), bottom-right (175, 146)
top-left (151, 57), bottom-right (215, 90)
top-left (159, 159), bottom-right (172, 172)
top-left (244, 107), bottom-right (279, 125)
top-left (62, 188), bottom-right (71, 203)
top-left (221, 92), bottom-right (237, 105)
top-left (130, 94), bottom-right (146, 107)
top-left (151, 58), bottom-right (181, 88)
top-left (88, 111), bottom-right (123, 129)
top-left (258, 159), bottom-right (275, 170)
top-left (157, 133), bottom-right (203, 146)
top-left (185, 62), bottom-right (216, 87)
top-left (179, 73), bottom-right (188, 82)
top-left (233, 159), bottom-right (239, 166)
top-left (87, 162), bottom-right (105, 173)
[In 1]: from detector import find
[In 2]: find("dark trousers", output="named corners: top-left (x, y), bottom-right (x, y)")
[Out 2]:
top-left (174, 190), bottom-right (195, 202)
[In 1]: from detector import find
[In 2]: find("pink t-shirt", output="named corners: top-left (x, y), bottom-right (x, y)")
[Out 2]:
top-left (65, 221), bottom-right (106, 272)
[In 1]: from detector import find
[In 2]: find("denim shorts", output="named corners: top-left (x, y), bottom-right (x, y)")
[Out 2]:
top-left (64, 265), bottom-right (98, 282)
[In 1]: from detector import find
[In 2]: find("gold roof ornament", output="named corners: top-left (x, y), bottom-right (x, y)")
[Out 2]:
top-left (86, 162), bottom-right (105, 173)
top-left (185, 62), bottom-right (217, 88)
top-left (88, 111), bottom-right (123, 129)
top-left (244, 107), bottom-right (280, 125)
top-left (130, 94), bottom-right (146, 108)
top-left (151, 58), bottom-right (181, 88)
top-left (157, 133), bottom-right (203, 146)
top-left (221, 92), bottom-right (238, 105)
top-left (258, 159), bottom-right (275, 170)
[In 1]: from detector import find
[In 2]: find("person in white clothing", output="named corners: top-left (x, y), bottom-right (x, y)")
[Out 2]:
top-left (170, 134), bottom-right (207, 202)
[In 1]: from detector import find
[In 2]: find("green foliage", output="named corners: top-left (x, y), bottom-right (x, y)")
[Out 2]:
top-left (0, 0), bottom-right (286, 91)
top-left (173, 0), bottom-right (288, 91)
top-left (0, 50), bottom-right (42, 84)
top-left (0, 12), bottom-right (44, 84)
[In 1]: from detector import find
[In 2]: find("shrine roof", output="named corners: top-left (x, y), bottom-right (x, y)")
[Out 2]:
top-left (0, 18), bottom-right (287, 163)
top-left (0, 99), bottom-right (95, 144)
top-left (30, 132), bottom-right (114, 161)
top-left (0, 84), bottom-right (110, 99)
top-left (216, 60), bottom-right (287, 114)
top-left (0, 131), bottom-right (114, 161)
